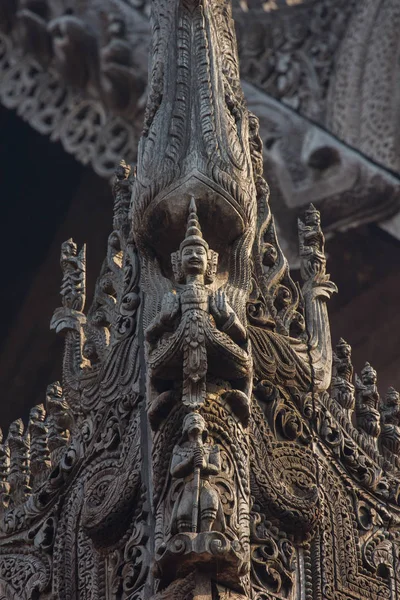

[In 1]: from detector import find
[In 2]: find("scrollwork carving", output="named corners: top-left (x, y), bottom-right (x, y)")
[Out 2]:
top-left (0, 549), bottom-right (51, 599)
top-left (250, 510), bottom-right (296, 598)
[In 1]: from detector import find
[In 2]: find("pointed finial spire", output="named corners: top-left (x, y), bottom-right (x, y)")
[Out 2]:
top-left (361, 361), bottom-right (376, 380)
top-left (180, 197), bottom-right (209, 251)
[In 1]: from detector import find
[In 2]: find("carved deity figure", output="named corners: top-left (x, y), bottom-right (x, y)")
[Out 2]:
top-left (7, 419), bottom-right (30, 503)
top-left (355, 362), bottom-right (381, 445)
top-left (380, 387), bottom-right (400, 456)
top-left (331, 338), bottom-right (355, 413)
top-left (46, 382), bottom-right (71, 465)
top-left (28, 404), bottom-right (51, 485)
top-left (297, 203), bottom-right (337, 391)
top-left (0, 429), bottom-right (10, 513)
top-left (381, 388), bottom-right (400, 426)
top-left (298, 203), bottom-right (326, 280)
top-left (170, 412), bottom-right (224, 534)
top-left (145, 199), bottom-right (251, 414)
top-left (60, 238), bottom-right (86, 311)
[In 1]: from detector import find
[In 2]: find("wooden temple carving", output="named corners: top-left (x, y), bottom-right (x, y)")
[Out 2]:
top-left (0, 1), bottom-right (400, 599)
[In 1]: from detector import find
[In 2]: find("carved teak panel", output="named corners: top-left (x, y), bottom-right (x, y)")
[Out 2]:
top-left (0, 1), bottom-right (399, 599)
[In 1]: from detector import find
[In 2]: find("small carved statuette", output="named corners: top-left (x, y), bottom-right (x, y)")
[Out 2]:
top-left (7, 418), bottom-right (31, 504)
top-left (28, 404), bottom-right (51, 488)
top-left (60, 238), bottom-right (86, 312)
top-left (112, 159), bottom-right (133, 234)
top-left (170, 412), bottom-right (224, 534)
top-left (146, 199), bottom-right (251, 423)
top-left (380, 387), bottom-right (400, 457)
top-left (46, 382), bottom-right (71, 466)
top-left (298, 203), bottom-right (337, 391)
top-left (155, 411), bottom-right (244, 584)
top-left (331, 338), bottom-right (355, 415)
top-left (0, 428), bottom-right (10, 514)
top-left (355, 362), bottom-right (381, 450)
top-left (50, 238), bottom-right (87, 335)
top-left (298, 203), bottom-right (326, 281)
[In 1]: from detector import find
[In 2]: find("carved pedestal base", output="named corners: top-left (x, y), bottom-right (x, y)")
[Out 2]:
top-left (154, 532), bottom-right (247, 585)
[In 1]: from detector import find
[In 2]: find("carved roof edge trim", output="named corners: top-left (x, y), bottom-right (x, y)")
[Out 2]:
top-left (0, 32), bottom-right (139, 179)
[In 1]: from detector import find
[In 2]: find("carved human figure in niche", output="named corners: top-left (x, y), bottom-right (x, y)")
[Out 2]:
top-left (145, 199), bottom-right (251, 417)
top-left (170, 412), bottom-right (225, 534)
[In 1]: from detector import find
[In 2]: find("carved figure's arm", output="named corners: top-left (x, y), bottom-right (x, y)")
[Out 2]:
top-left (170, 446), bottom-right (194, 479)
top-left (220, 312), bottom-right (247, 345)
top-left (209, 291), bottom-right (246, 344)
top-left (203, 446), bottom-right (221, 476)
top-left (145, 292), bottom-right (180, 344)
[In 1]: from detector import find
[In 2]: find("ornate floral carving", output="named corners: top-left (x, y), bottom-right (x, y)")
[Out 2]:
top-left (250, 510), bottom-right (296, 598)
top-left (0, 548), bottom-right (51, 599)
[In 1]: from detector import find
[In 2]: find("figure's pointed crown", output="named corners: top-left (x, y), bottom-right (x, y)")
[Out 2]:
top-left (337, 338), bottom-right (351, 353)
top-left (361, 362), bottom-right (376, 378)
top-left (306, 203), bottom-right (318, 215)
top-left (179, 198), bottom-right (209, 252)
top-left (386, 387), bottom-right (399, 402)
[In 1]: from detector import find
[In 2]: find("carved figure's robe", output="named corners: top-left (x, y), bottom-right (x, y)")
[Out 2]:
top-left (148, 283), bottom-right (250, 383)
